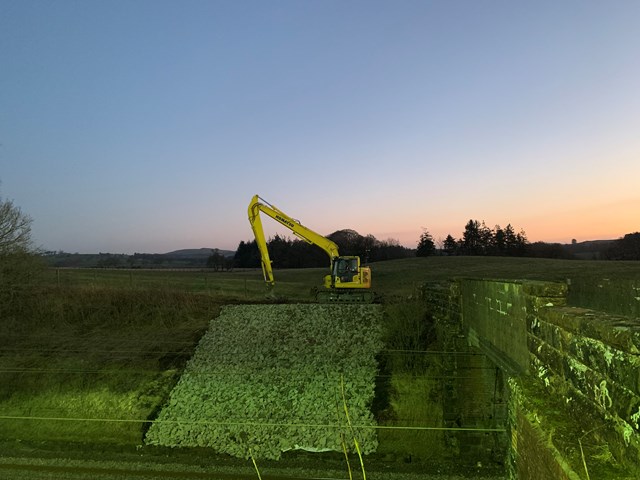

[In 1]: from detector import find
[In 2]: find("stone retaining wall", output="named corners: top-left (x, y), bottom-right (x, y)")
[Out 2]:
top-left (422, 278), bottom-right (640, 479)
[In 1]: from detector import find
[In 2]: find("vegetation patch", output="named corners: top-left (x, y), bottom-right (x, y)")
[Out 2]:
top-left (145, 304), bottom-right (383, 459)
top-left (0, 287), bottom-right (217, 444)
top-left (376, 301), bottom-right (445, 461)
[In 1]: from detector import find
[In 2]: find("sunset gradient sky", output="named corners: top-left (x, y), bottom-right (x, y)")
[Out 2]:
top-left (2, 0), bottom-right (639, 253)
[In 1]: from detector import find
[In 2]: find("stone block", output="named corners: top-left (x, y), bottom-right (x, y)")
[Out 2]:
top-left (521, 280), bottom-right (568, 299)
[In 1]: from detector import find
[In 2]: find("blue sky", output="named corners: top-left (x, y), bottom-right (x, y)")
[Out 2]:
top-left (2, 0), bottom-right (639, 253)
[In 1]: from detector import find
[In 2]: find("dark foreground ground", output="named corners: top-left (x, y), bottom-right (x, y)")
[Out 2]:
top-left (0, 439), bottom-right (506, 480)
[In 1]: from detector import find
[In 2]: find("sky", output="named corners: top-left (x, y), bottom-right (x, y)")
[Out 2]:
top-left (1, 0), bottom-right (639, 254)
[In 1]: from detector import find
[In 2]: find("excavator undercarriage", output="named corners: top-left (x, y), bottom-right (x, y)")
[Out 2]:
top-left (315, 289), bottom-right (376, 304)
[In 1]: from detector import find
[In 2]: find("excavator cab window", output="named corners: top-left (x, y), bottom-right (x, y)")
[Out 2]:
top-left (348, 258), bottom-right (358, 273)
top-left (333, 257), bottom-right (359, 283)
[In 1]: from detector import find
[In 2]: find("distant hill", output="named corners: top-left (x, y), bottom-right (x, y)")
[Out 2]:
top-left (564, 240), bottom-right (615, 260)
top-left (164, 248), bottom-right (235, 258)
top-left (43, 248), bottom-right (236, 268)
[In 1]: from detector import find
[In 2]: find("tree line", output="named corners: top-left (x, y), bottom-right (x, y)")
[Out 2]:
top-left (417, 220), bottom-right (529, 257)
top-left (604, 232), bottom-right (640, 260)
top-left (418, 220), bottom-right (640, 261)
top-left (233, 229), bottom-right (413, 269)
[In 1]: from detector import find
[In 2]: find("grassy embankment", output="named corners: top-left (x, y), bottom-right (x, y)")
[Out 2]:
top-left (2, 256), bottom-right (638, 460)
top-left (0, 288), bottom-right (220, 445)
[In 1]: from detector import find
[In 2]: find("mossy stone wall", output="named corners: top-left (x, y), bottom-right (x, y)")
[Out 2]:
top-left (422, 281), bottom-right (508, 467)
top-left (423, 278), bottom-right (640, 479)
top-left (567, 277), bottom-right (640, 318)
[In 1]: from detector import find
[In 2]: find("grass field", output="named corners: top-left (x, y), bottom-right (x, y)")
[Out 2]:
top-left (1, 256), bottom-right (638, 477)
top-left (45, 255), bottom-right (640, 299)
top-left (0, 288), bottom-right (220, 444)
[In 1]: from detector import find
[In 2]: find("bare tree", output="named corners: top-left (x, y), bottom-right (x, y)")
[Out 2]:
top-left (0, 193), bottom-right (43, 322)
top-left (0, 195), bottom-right (33, 253)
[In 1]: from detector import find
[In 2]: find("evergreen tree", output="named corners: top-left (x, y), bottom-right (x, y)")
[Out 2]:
top-left (443, 234), bottom-right (458, 255)
top-left (478, 221), bottom-right (494, 255)
top-left (515, 229), bottom-right (529, 256)
top-left (233, 240), bottom-right (260, 268)
top-left (456, 221), bottom-right (529, 257)
top-left (267, 234), bottom-right (292, 268)
top-left (416, 230), bottom-right (436, 257)
top-left (504, 224), bottom-right (518, 256)
top-left (493, 226), bottom-right (506, 255)
top-left (461, 220), bottom-right (482, 255)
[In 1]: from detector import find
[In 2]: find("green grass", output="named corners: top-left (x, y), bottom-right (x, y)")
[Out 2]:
top-left (0, 287), bottom-right (220, 444)
top-left (45, 256), bottom-right (640, 301)
top-left (44, 268), bottom-right (319, 301)
top-left (2, 255), bottom-right (638, 467)
top-left (372, 256), bottom-right (640, 297)
top-left (377, 372), bottom-right (445, 460)
top-left (375, 301), bottom-right (444, 460)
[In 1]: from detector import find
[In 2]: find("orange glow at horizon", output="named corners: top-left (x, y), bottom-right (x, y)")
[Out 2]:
top-left (520, 197), bottom-right (639, 244)
top-left (356, 196), bottom-right (639, 248)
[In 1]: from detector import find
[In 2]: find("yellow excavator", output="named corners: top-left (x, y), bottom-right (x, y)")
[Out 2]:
top-left (248, 194), bottom-right (374, 303)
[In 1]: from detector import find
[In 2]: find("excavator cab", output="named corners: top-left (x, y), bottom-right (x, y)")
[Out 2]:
top-left (321, 255), bottom-right (373, 302)
top-left (332, 257), bottom-right (360, 284)
top-left (324, 256), bottom-right (371, 289)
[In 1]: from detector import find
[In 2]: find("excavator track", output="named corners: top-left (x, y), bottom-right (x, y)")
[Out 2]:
top-left (315, 289), bottom-right (375, 304)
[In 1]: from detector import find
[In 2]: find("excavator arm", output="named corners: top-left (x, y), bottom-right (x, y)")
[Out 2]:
top-left (247, 196), bottom-right (275, 286)
top-left (247, 194), bottom-right (373, 302)
top-left (248, 194), bottom-right (340, 285)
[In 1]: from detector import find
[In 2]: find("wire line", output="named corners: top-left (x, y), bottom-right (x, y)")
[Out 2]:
top-left (0, 415), bottom-right (506, 432)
